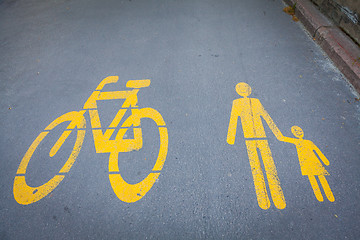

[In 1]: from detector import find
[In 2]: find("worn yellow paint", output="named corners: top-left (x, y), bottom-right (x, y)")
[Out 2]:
top-left (59, 129), bottom-right (85, 173)
top-left (96, 76), bottom-right (119, 90)
top-left (14, 111), bottom-right (86, 205)
top-left (126, 79), bottom-right (151, 88)
top-left (227, 83), bottom-right (283, 141)
top-left (108, 123), bottom-right (167, 203)
top-left (125, 108), bottom-right (166, 126)
top-left (281, 126), bottom-right (334, 202)
top-left (44, 110), bottom-right (86, 130)
top-left (227, 82), bottom-right (286, 210)
top-left (246, 140), bottom-right (285, 209)
top-left (152, 127), bottom-right (168, 171)
top-left (109, 109), bottom-right (127, 128)
top-left (83, 91), bottom-right (101, 109)
top-left (49, 130), bottom-right (71, 157)
top-left (319, 176), bottom-right (334, 202)
top-left (16, 132), bottom-right (48, 175)
top-left (92, 128), bottom-right (143, 153)
top-left (227, 83), bottom-right (334, 207)
top-left (14, 175), bottom-right (65, 205)
top-left (83, 90), bottom-right (139, 109)
top-left (107, 126), bottom-right (168, 173)
top-left (14, 77), bottom-right (168, 205)
top-left (90, 107), bottom-right (142, 153)
top-left (308, 175), bottom-right (323, 202)
top-left (92, 79), bottom-right (168, 202)
top-left (89, 109), bottom-right (102, 128)
top-left (109, 150), bottom-right (160, 202)
top-left (99, 90), bottom-right (138, 104)
top-left (109, 172), bottom-right (160, 203)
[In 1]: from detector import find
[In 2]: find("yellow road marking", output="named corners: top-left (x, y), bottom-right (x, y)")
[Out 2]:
top-left (14, 111), bottom-right (86, 205)
top-left (49, 130), bottom-right (71, 157)
top-left (14, 77), bottom-right (168, 205)
top-left (282, 126), bottom-right (334, 202)
top-left (227, 82), bottom-right (286, 209)
top-left (126, 79), bottom-right (151, 88)
top-left (228, 82), bottom-right (334, 209)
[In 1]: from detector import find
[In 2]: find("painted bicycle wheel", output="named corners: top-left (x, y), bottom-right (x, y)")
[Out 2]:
top-left (13, 111), bottom-right (86, 205)
top-left (108, 107), bottom-right (168, 203)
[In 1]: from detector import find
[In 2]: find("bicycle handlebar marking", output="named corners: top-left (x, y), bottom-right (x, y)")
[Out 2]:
top-left (14, 77), bottom-right (168, 205)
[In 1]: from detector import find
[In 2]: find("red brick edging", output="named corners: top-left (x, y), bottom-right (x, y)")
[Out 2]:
top-left (284, 0), bottom-right (360, 93)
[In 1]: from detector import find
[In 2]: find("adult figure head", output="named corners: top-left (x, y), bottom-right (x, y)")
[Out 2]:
top-left (236, 82), bottom-right (251, 97)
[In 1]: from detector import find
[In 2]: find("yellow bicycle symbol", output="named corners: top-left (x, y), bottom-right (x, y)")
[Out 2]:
top-left (13, 76), bottom-right (168, 205)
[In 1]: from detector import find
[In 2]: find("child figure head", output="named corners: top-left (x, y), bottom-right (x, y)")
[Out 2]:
top-left (291, 126), bottom-right (304, 138)
top-left (236, 82), bottom-right (251, 97)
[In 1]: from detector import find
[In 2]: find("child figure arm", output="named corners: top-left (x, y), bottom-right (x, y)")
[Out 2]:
top-left (312, 142), bottom-right (330, 166)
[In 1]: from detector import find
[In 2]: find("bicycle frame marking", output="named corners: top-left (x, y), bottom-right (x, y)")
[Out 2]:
top-left (14, 76), bottom-right (168, 205)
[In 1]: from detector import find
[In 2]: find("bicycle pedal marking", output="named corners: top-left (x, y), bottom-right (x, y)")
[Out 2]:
top-left (14, 76), bottom-right (168, 205)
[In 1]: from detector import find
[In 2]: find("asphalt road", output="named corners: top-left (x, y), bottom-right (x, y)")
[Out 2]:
top-left (1, 0), bottom-right (360, 239)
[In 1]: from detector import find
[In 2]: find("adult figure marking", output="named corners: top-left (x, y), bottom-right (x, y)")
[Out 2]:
top-left (227, 82), bottom-right (286, 210)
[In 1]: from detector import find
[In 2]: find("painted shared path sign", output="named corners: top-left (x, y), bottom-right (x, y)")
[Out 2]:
top-left (1, 0), bottom-right (359, 239)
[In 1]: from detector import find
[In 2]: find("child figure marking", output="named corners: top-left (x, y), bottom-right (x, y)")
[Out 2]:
top-left (281, 126), bottom-right (335, 202)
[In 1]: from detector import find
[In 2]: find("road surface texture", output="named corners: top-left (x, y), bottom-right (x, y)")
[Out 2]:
top-left (0, 0), bottom-right (359, 239)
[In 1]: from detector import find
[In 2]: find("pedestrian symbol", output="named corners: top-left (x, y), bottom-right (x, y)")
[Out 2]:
top-left (227, 82), bottom-right (334, 210)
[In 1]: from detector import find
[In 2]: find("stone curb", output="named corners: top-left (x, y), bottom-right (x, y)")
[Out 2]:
top-left (284, 0), bottom-right (360, 93)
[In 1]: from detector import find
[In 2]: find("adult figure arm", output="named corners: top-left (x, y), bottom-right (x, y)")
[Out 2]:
top-left (227, 100), bottom-right (239, 145)
top-left (258, 100), bottom-right (284, 141)
top-left (280, 136), bottom-right (297, 143)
